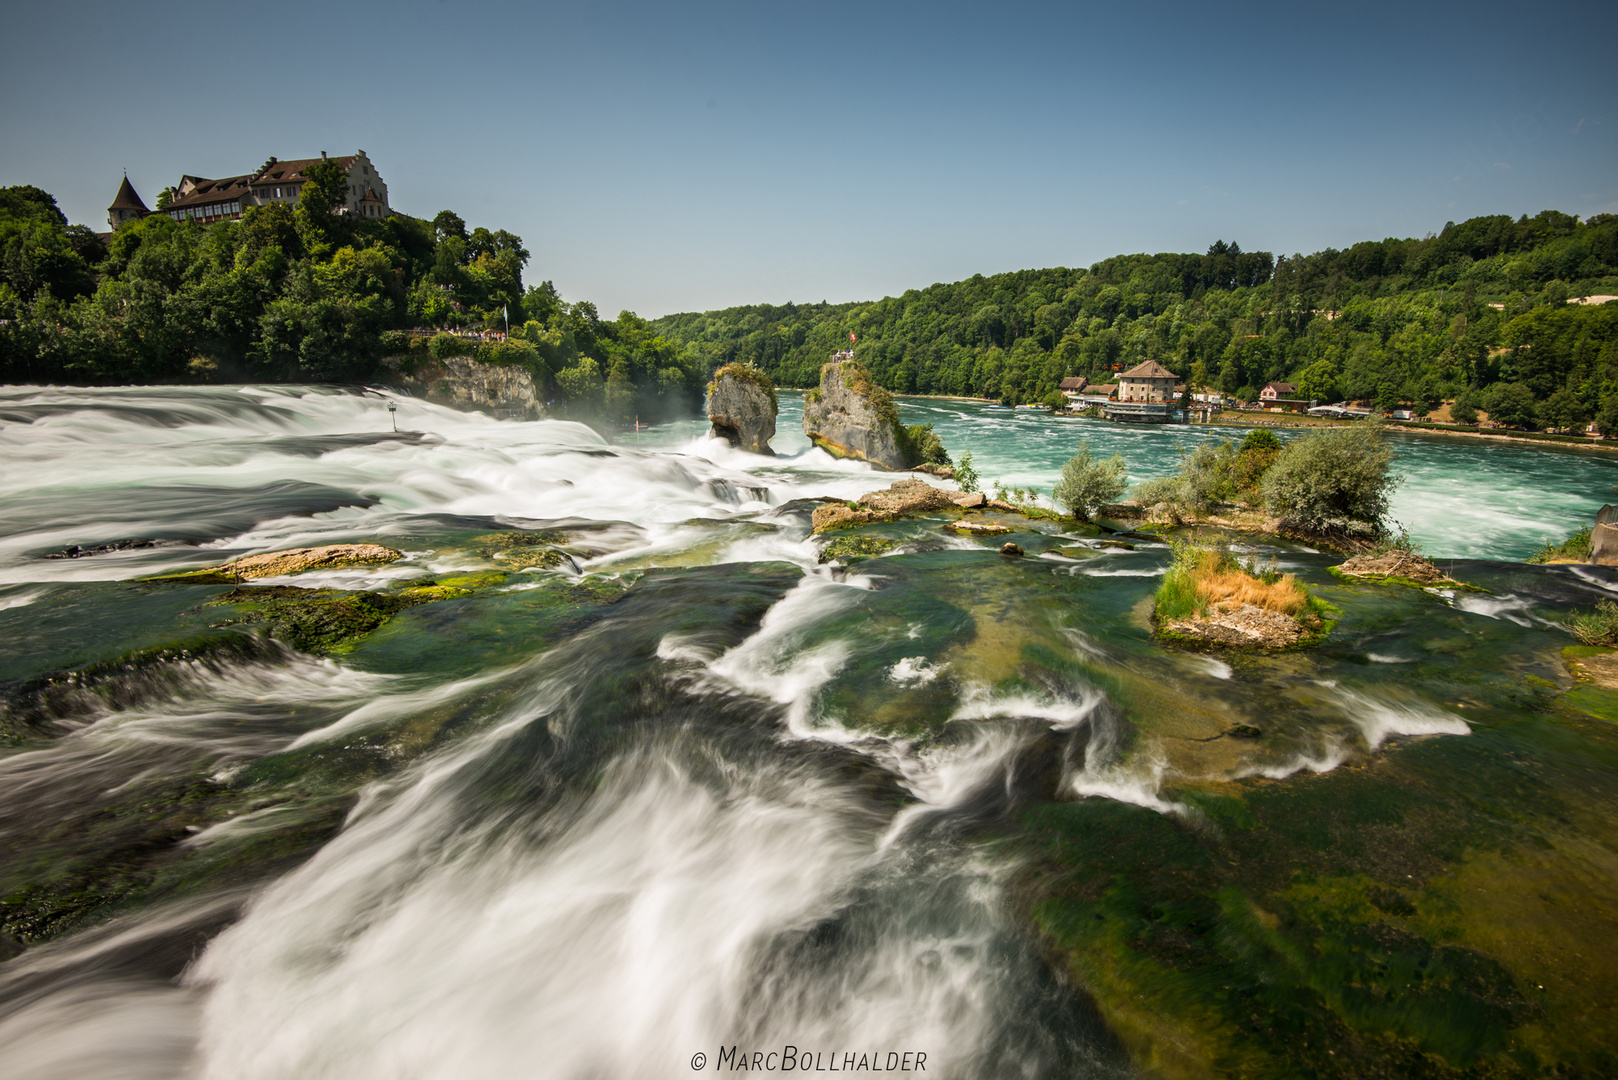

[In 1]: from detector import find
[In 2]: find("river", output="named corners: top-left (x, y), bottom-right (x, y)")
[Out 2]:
top-left (2, 384), bottom-right (1616, 1079)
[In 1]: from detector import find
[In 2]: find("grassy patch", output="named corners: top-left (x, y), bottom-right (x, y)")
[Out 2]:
top-left (1527, 524), bottom-right (1592, 564)
top-left (1564, 599), bottom-right (1618, 645)
top-left (1155, 539), bottom-right (1312, 621)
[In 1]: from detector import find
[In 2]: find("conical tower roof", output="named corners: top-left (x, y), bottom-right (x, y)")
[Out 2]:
top-left (109, 175), bottom-right (149, 213)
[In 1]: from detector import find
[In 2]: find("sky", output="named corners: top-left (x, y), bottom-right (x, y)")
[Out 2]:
top-left (2, 0), bottom-right (1614, 317)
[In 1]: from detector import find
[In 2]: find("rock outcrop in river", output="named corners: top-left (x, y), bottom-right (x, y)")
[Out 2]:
top-left (381, 356), bottom-right (541, 420)
top-left (705, 364), bottom-right (777, 454)
top-left (802, 359), bottom-right (907, 470)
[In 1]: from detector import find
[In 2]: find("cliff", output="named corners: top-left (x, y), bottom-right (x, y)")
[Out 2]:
top-left (379, 356), bottom-right (541, 420)
top-left (801, 359), bottom-right (906, 470)
top-left (706, 364), bottom-right (777, 454)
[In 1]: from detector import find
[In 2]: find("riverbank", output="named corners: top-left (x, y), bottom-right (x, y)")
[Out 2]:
top-left (1202, 410), bottom-right (1618, 453)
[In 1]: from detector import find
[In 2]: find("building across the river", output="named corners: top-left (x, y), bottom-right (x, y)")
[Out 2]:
top-left (106, 150), bottom-right (391, 231)
top-left (1103, 360), bottom-right (1179, 423)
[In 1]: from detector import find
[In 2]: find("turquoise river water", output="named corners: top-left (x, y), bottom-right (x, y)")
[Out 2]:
top-left (2, 384), bottom-right (1617, 1079)
top-left (618, 391), bottom-right (1618, 561)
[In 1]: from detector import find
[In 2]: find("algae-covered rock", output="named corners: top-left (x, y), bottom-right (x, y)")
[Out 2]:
top-left (211, 587), bottom-right (422, 654)
top-left (0, 632), bottom-right (283, 744)
top-left (706, 364), bottom-right (777, 454)
top-left (818, 535), bottom-right (898, 563)
top-left (801, 359), bottom-right (906, 469)
top-left (147, 544), bottom-right (403, 584)
top-left (1336, 550), bottom-right (1455, 586)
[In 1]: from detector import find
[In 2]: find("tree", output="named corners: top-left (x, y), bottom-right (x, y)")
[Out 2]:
top-left (1295, 359), bottom-right (1339, 403)
top-left (1450, 389), bottom-right (1481, 426)
top-left (1053, 440), bottom-right (1127, 521)
top-left (1261, 420), bottom-right (1400, 540)
top-left (1484, 381), bottom-right (1538, 428)
top-left (1538, 388), bottom-right (1588, 433)
top-left (297, 159), bottom-right (348, 219)
top-left (432, 210), bottom-right (468, 245)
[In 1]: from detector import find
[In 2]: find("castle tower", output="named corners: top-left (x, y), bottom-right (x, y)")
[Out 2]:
top-left (107, 174), bottom-right (150, 230)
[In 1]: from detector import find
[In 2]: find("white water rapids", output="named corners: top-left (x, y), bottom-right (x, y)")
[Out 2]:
top-left (0, 386), bottom-right (1134, 1078)
top-left (0, 384), bottom-right (1523, 1078)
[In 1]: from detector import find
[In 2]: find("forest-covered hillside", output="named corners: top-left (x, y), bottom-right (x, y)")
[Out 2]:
top-left (0, 180), bottom-right (705, 424)
top-left (654, 213), bottom-right (1618, 430)
top-left (5, 182), bottom-right (1617, 432)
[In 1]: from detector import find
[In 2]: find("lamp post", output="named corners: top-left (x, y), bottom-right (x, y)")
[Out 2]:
top-left (387, 401), bottom-right (397, 432)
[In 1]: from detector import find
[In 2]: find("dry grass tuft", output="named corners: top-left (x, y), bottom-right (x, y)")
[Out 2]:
top-left (1196, 563), bottom-right (1306, 615)
top-left (1156, 541), bottom-right (1311, 621)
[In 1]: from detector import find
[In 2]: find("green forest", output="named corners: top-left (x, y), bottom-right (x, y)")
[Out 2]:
top-left (0, 176), bottom-right (706, 423)
top-left (5, 177), bottom-right (1618, 432)
top-left (654, 213), bottom-right (1618, 431)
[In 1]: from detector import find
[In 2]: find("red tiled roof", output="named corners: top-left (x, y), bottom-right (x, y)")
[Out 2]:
top-left (1120, 360), bottom-right (1176, 379)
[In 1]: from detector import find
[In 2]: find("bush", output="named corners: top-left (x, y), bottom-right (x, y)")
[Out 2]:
top-left (898, 421), bottom-right (950, 466)
top-left (1566, 599), bottom-right (1618, 645)
top-left (1260, 419), bottom-right (1400, 540)
top-left (429, 331), bottom-right (469, 360)
top-left (954, 451), bottom-right (980, 493)
top-left (1053, 440), bottom-right (1127, 521)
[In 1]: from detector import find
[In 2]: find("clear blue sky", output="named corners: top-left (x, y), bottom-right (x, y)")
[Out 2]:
top-left (2, 0), bottom-right (1613, 317)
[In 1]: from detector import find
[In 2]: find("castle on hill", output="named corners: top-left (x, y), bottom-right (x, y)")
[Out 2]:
top-left (107, 150), bottom-right (391, 231)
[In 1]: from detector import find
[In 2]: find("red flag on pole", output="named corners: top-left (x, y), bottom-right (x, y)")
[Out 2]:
top-left (849, 332), bottom-right (857, 344)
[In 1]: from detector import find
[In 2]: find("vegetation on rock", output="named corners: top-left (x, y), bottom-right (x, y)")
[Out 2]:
top-left (1565, 599), bottom-right (1618, 646)
top-left (1260, 420), bottom-right (1400, 543)
top-left (1154, 538), bottom-right (1331, 647)
top-left (1052, 440), bottom-right (1127, 521)
top-left (1528, 524), bottom-right (1593, 564)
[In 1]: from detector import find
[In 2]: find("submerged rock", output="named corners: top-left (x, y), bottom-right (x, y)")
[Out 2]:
top-left (706, 364), bottom-right (777, 454)
top-left (1000, 542), bottom-right (1025, 557)
top-left (801, 359), bottom-right (907, 470)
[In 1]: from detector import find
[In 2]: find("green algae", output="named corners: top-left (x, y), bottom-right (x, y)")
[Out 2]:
top-left (819, 534), bottom-right (898, 563)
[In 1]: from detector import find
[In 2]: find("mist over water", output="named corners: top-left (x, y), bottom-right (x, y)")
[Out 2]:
top-left (0, 384), bottom-right (1605, 1077)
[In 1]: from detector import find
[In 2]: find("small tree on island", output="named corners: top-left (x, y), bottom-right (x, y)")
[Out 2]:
top-left (1260, 419), bottom-right (1400, 542)
top-left (1053, 440), bottom-right (1127, 521)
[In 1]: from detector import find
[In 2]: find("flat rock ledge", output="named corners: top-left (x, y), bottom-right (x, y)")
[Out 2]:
top-left (811, 478), bottom-right (973, 533)
top-left (1336, 550), bottom-right (1454, 586)
top-left (946, 521), bottom-right (1011, 536)
top-left (150, 544), bottom-right (403, 583)
top-left (1164, 603), bottom-right (1308, 649)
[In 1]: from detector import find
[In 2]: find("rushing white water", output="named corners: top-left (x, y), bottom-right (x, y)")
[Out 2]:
top-left (3, 383), bottom-right (1556, 1078)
